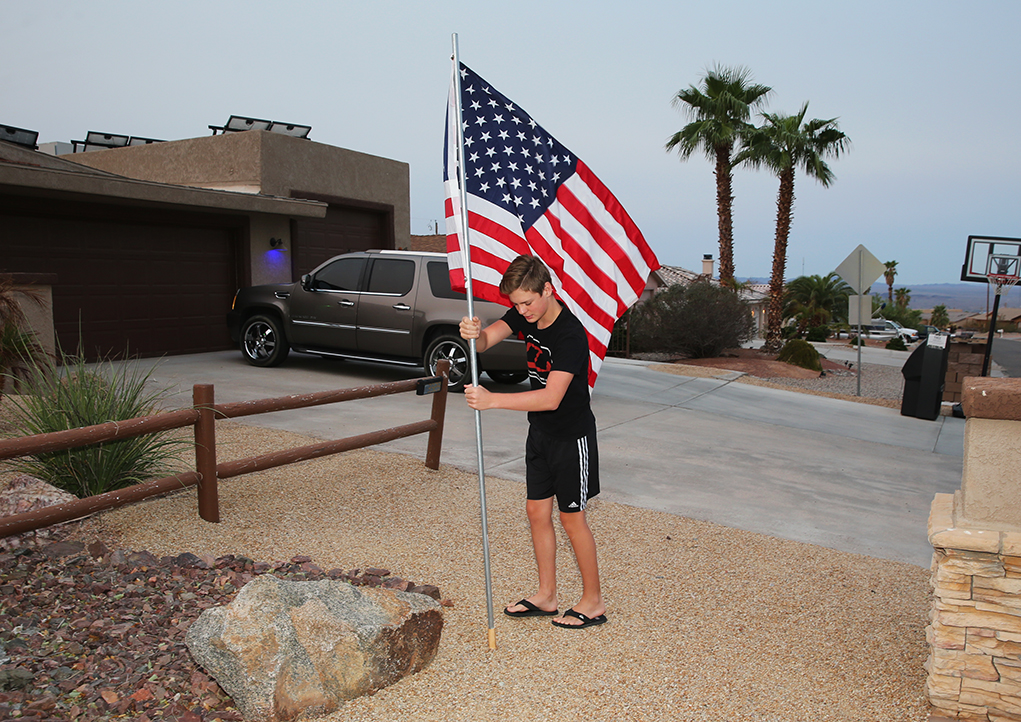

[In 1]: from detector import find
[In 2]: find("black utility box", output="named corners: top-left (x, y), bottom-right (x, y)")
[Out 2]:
top-left (901, 335), bottom-right (950, 420)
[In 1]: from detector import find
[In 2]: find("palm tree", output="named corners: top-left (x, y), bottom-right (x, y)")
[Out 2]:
top-left (884, 260), bottom-right (898, 303)
top-left (783, 273), bottom-right (852, 334)
top-left (734, 103), bottom-right (850, 350)
top-left (930, 304), bottom-right (950, 328)
top-left (894, 287), bottom-right (911, 309)
top-left (666, 65), bottom-right (771, 286)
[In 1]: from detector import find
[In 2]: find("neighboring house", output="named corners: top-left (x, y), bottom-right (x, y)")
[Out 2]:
top-left (410, 234), bottom-right (446, 254)
top-left (650, 256), bottom-right (768, 337)
top-left (1, 126), bottom-right (410, 360)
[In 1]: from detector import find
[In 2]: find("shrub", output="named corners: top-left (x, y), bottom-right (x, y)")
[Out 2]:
top-left (629, 280), bottom-right (754, 359)
top-left (886, 337), bottom-right (908, 351)
top-left (777, 339), bottom-right (821, 372)
top-left (848, 336), bottom-right (865, 347)
top-left (4, 349), bottom-right (186, 497)
top-left (805, 325), bottom-right (830, 342)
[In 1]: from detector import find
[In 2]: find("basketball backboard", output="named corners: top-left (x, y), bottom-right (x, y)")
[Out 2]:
top-left (962, 235), bottom-right (1021, 282)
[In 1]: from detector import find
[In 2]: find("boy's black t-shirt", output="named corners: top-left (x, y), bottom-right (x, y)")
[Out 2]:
top-left (501, 303), bottom-right (595, 440)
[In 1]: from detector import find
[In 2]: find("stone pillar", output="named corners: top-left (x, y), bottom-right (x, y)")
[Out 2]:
top-left (943, 340), bottom-right (988, 403)
top-left (926, 378), bottom-right (1021, 721)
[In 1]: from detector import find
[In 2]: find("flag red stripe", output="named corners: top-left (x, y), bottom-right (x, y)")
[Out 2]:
top-left (543, 198), bottom-right (628, 318)
top-left (575, 160), bottom-right (660, 276)
top-left (525, 225), bottom-right (616, 333)
top-left (557, 182), bottom-right (645, 302)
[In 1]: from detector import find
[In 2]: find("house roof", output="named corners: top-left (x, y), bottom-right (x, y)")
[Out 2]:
top-left (0, 139), bottom-right (327, 218)
top-left (654, 264), bottom-right (768, 304)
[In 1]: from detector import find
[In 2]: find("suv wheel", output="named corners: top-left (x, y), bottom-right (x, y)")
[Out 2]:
top-left (424, 334), bottom-right (471, 391)
top-left (241, 315), bottom-right (290, 367)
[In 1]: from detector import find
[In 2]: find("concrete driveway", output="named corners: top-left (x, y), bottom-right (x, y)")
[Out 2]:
top-left (141, 349), bottom-right (964, 568)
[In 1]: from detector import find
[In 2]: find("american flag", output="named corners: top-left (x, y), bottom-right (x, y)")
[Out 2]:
top-left (444, 61), bottom-right (660, 388)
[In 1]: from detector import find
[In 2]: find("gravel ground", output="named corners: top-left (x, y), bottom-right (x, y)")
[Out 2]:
top-left (63, 420), bottom-right (933, 722)
top-left (735, 362), bottom-right (906, 408)
top-left (651, 358), bottom-right (908, 410)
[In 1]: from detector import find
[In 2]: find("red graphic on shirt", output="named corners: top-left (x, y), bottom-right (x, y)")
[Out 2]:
top-left (526, 338), bottom-right (552, 385)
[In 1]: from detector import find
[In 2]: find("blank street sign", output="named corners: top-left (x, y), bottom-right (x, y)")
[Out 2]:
top-left (835, 244), bottom-right (885, 295)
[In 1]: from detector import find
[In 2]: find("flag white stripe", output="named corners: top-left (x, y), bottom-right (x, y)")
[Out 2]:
top-left (529, 211), bottom-right (620, 323)
top-left (560, 174), bottom-right (656, 305)
top-left (551, 184), bottom-right (641, 305)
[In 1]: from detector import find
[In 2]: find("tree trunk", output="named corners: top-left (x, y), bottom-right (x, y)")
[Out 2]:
top-left (765, 168), bottom-right (795, 351)
top-left (714, 144), bottom-right (735, 286)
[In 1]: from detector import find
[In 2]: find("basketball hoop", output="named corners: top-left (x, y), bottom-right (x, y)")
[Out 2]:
top-left (989, 273), bottom-right (1020, 296)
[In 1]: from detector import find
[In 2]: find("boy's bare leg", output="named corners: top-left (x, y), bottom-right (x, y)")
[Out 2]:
top-left (553, 510), bottom-right (605, 625)
top-left (506, 497), bottom-right (558, 614)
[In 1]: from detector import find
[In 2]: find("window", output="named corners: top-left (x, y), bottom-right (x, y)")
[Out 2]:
top-left (427, 261), bottom-right (464, 300)
top-left (313, 257), bottom-right (365, 292)
top-left (367, 258), bottom-right (415, 295)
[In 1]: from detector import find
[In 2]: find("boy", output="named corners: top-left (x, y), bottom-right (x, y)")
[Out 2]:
top-left (459, 255), bottom-right (606, 629)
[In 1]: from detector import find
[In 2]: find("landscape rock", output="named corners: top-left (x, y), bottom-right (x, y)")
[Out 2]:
top-left (0, 474), bottom-right (78, 551)
top-left (185, 574), bottom-right (443, 721)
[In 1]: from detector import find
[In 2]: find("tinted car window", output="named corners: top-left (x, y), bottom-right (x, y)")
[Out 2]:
top-left (427, 261), bottom-right (464, 300)
top-left (367, 258), bottom-right (415, 295)
top-left (314, 257), bottom-right (365, 291)
top-left (427, 260), bottom-right (492, 302)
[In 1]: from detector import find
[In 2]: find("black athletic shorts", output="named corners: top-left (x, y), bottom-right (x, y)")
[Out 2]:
top-left (525, 425), bottom-right (599, 513)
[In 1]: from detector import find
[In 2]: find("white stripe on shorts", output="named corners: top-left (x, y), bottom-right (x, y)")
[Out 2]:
top-left (577, 435), bottom-right (589, 510)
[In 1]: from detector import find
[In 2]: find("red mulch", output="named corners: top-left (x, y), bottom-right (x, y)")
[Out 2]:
top-left (0, 534), bottom-right (439, 721)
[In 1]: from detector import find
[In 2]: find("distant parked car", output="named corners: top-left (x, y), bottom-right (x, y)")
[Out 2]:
top-left (227, 250), bottom-right (528, 390)
top-left (837, 319), bottom-right (918, 342)
top-left (881, 319), bottom-right (919, 342)
top-left (917, 325), bottom-right (941, 342)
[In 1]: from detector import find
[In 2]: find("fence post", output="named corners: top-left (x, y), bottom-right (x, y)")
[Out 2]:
top-left (193, 384), bottom-right (219, 523)
top-left (426, 360), bottom-right (449, 470)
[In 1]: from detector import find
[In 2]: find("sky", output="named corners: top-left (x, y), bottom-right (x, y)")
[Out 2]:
top-left (3, 1), bottom-right (1019, 285)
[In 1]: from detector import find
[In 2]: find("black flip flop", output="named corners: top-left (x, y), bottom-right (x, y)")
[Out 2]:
top-left (504, 599), bottom-right (558, 617)
top-left (551, 608), bottom-right (608, 629)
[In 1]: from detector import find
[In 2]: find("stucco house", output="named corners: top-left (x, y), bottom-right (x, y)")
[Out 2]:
top-left (1, 125), bottom-right (409, 360)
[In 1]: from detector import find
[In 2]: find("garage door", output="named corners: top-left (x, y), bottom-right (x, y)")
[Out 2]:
top-left (4, 211), bottom-right (238, 360)
top-left (291, 200), bottom-right (391, 276)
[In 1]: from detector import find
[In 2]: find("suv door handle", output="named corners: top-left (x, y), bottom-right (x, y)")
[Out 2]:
top-left (338, 300), bottom-right (355, 307)
top-left (392, 303), bottom-right (411, 311)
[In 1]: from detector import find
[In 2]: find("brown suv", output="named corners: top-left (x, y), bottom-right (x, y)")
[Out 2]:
top-left (227, 250), bottom-right (527, 390)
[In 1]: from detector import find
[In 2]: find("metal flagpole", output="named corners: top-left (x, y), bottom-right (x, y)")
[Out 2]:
top-left (451, 33), bottom-right (497, 651)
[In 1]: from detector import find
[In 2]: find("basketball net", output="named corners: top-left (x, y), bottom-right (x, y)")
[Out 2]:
top-left (989, 274), bottom-right (1020, 296)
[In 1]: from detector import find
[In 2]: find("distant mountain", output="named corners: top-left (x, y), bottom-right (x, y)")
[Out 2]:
top-left (737, 277), bottom-right (1018, 313)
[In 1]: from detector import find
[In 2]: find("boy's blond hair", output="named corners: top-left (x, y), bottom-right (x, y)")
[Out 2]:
top-left (499, 255), bottom-right (552, 296)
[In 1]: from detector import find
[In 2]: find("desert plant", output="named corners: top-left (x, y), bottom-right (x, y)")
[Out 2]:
top-left (0, 275), bottom-right (48, 395)
top-left (630, 280), bottom-right (754, 358)
top-left (930, 304), bottom-right (950, 329)
top-left (886, 337), bottom-right (908, 351)
top-left (777, 339), bottom-right (821, 372)
top-left (805, 325), bottom-right (830, 342)
top-left (4, 349), bottom-right (186, 497)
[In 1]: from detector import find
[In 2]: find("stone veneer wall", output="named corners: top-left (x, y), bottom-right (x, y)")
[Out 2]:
top-left (926, 377), bottom-right (1021, 721)
top-left (943, 340), bottom-right (989, 403)
top-left (927, 496), bottom-right (1021, 720)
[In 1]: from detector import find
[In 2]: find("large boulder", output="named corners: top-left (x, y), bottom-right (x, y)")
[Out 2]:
top-left (185, 575), bottom-right (443, 721)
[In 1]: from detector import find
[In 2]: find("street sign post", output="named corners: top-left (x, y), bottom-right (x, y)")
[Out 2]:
top-left (835, 245), bottom-right (886, 396)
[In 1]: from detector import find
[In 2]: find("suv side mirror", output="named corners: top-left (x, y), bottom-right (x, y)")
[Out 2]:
top-left (300, 274), bottom-right (312, 291)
